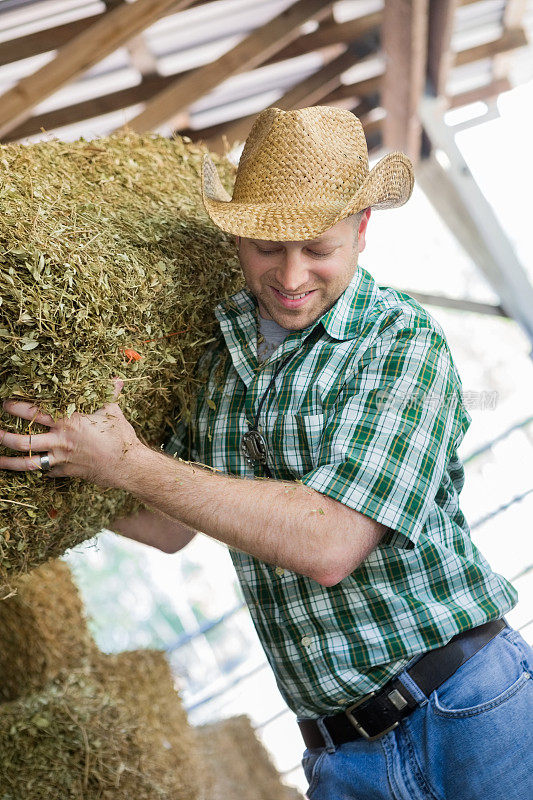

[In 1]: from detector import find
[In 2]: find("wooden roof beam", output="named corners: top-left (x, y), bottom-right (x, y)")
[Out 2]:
top-left (262, 10), bottom-right (382, 65)
top-left (183, 76), bottom-right (379, 150)
top-left (448, 77), bottom-right (512, 109)
top-left (102, 0), bottom-right (159, 77)
top-left (201, 36), bottom-right (379, 154)
top-left (7, 19), bottom-right (521, 143)
top-left (4, 11), bottom-right (383, 141)
top-left (356, 107), bottom-right (384, 154)
top-left (0, 0), bottom-right (196, 139)
top-left (381, 0), bottom-right (429, 163)
top-left (3, 74), bottom-right (173, 142)
top-left (492, 0), bottom-right (527, 90)
top-left (125, 35), bottom-right (159, 77)
top-left (453, 27), bottom-right (528, 67)
top-left (0, 0), bottom-right (203, 68)
top-left (324, 74), bottom-right (382, 104)
top-left (122, 0), bottom-right (336, 134)
top-left (5, 65), bottom-right (379, 144)
top-left (427, 0), bottom-right (459, 96)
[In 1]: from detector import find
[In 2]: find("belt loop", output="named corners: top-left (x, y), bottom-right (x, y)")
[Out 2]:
top-left (317, 717), bottom-right (336, 753)
top-left (394, 672), bottom-right (429, 706)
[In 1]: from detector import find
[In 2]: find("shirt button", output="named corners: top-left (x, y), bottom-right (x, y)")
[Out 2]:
top-left (301, 636), bottom-right (312, 648)
top-left (275, 567), bottom-right (285, 576)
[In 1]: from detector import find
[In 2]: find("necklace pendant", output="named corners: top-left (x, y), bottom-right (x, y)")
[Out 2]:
top-left (241, 428), bottom-right (268, 466)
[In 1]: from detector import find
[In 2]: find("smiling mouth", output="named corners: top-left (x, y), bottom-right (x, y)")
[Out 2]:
top-left (273, 288), bottom-right (315, 299)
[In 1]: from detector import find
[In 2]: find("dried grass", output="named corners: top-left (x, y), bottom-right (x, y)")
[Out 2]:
top-left (0, 652), bottom-right (204, 800)
top-left (0, 559), bottom-right (96, 702)
top-left (197, 715), bottom-right (305, 800)
top-left (0, 558), bottom-right (204, 798)
top-left (0, 132), bottom-right (242, 591)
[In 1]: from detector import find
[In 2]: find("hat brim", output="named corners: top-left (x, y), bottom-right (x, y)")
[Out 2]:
top-left (201, 152), bottom-right (414, 241)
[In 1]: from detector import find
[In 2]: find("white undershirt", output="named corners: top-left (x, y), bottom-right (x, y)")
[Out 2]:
top-left (257, 315), bottom-right (291, 360)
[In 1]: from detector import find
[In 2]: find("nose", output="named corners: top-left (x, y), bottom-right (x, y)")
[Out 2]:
top-left (274, 250), bottom-right (310, 293)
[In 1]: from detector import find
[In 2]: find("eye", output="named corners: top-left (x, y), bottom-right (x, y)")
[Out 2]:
top-left (307, 249), bottom-right (331, 258)
top-left (255, 245), bottom-right (280, 256)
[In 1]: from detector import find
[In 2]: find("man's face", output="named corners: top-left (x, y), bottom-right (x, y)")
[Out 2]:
top-left (236, 211), bottom-right (371, 330)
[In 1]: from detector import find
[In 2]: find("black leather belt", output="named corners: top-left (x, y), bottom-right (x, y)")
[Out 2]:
top-left (298, 617), bottom-right (507, 747)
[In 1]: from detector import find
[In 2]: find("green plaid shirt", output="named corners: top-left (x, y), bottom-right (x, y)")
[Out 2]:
top-left (165, 265), bottom-right (517, 718)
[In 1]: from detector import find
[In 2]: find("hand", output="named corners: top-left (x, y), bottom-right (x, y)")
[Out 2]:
top-left (0, 378), bottom-right (143, 488)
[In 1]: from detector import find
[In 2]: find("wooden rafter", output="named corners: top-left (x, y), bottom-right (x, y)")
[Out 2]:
top-left (454, 27), bottom-right (528, 67)
top-left (427, 0), bottom-right (459, 96)
top-left (2, 9), bottom-right (382, 141)
top-left (4, 66), bottom-right (381, 146)
top-left (3, 75), bottom-right (174, 142)
top-left (0, 0), bottom-right (202, 68)
top-left (182, 75), bottom-right (380, 149)
top-left (126, 36), bottom-right (159, 78)
top-left (122, 0), bottom-right (336, 134)
top-left (492, 0), bottom-right (527, 90)
top-left (381, 0), bottom-right (429, 162)
top-left (201, 37), bottom-right (379, 154)
top-left (262, 11), bottom-right (382, 66)
top-left (2, 2), bottom-right (528, 145)
top-left (0, 0), bottom-right (196, 139)
top-left (449, 78), bottom-right (512, 109)
top-left (102, 0), bottom-right (158, 77)
top-left (355, 107), bottom-right (384, 154)
top-left (324, 74), bottom-right (382, 105)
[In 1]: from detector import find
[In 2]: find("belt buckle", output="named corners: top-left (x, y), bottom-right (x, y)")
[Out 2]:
top-left (345, 692), bottom-right (400, 742)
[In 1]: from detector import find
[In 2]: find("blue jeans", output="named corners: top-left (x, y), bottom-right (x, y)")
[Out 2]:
top-left (301, 622), bottom-right (533, 799)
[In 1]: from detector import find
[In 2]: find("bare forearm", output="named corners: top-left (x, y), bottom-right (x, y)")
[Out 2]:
top-left (118, 446), bottom-right (385, 585)
top-left (111, 506), bottom-right (197, 553)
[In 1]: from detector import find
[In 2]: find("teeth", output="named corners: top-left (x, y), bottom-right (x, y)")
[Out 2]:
top-left (278, 290), bottom-right (311, 300)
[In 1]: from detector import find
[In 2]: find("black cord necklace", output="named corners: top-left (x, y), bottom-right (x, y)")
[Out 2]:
top-left (240, 325), bottom-right (322, 478)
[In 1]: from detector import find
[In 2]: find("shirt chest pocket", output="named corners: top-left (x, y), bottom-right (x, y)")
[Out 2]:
top-left (268, 412), bottom-right (325, 478)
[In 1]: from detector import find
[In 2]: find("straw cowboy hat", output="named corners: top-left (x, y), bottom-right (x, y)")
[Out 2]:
top-left (201, 105), bottom-right (414, 241)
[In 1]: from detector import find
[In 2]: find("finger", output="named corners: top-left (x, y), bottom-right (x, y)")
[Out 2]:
top-left (0, 453), bottom-right (44, 472)
top-left (2, 400), bottom-right (55, 427)
top-left (111, 377), bottom-right (124, 402)
top-left (0, 429), bottom-right (58, 453)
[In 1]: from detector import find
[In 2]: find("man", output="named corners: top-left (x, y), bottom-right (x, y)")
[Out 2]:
top-left (1, 106), bottom-right (532, 799)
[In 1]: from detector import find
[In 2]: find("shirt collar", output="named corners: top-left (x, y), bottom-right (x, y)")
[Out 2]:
top-left (317, 266), bottom-right (378, 341)
top-left (214, 265), bottom-right (378, 344)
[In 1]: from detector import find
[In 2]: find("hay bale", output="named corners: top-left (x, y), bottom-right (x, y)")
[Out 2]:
top-left (0, 559), bottom-right (97, 702)
top-left (0, 132), bottom-right (242, 589)
top-left (0, 651), bottom-right (204, 800)
top-left (197, 715), bottom-right (305, 800)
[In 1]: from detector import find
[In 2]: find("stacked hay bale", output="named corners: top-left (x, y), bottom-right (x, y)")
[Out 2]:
top-left (0, 562), bottom-right (305, 799)
top-left (0, 559), bottom-right (204, 799)
top-left (0, 559), bottom-right (97, 702)
top-left (0, 133), bottom-right (243, 593)
top-left (0, 653), bottom-right (205, 800)
top-left (197, 715), bottom-right (305, 800)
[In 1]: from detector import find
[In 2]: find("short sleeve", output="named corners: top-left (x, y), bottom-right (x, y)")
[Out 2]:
top-left (300, 328), bottom-right (470, 549)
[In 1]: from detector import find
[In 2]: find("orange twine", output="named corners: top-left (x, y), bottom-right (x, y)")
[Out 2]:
top-left (120, 328), bottom-right (189, 363)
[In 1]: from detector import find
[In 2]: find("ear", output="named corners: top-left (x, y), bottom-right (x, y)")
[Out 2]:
top-left (235, 235), bottom-right (241, 247)
top-left (357, 208), bottom-right (371, 253)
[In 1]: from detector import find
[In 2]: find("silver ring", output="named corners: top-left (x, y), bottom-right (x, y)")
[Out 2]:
top-left (39, 453), bottom-right (52, 472)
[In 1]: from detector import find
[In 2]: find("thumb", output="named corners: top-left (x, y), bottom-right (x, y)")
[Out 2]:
top-left (111, 377), bottom-right (124, 402)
